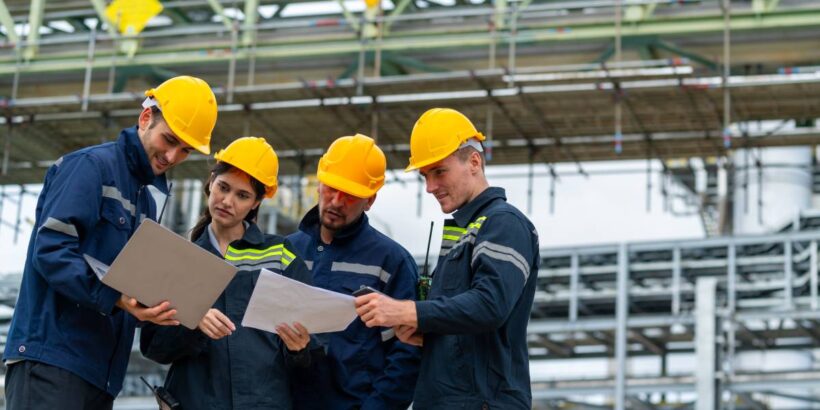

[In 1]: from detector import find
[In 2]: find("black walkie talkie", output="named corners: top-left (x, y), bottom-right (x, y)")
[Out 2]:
top-left (140, 376), bottom-right (181, 410)
top-left (418, 221), bottom-right (434, 301)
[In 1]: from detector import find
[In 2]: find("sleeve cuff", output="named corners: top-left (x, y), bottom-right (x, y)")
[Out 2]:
top-left (98, 285), bottom-right (121, 315)
top-left (415, 300), bottom-right (432, 333)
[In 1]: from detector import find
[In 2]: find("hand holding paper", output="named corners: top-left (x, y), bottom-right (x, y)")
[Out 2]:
top-left (276, 322), bottom-right (310, 351)
top-left (116, 295), bottom-right (179, 326)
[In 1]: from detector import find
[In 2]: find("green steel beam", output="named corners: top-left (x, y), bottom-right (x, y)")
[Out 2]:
top-left (242, 0), bottom-right (259, 46)
top-left (1, 7), bottom-right (820, 75)
top-left (23, 0), bottom-right (45, 60)
top-left (0, 0), bottom-right (19, 44)
top-left (494, 0), bottom-right (507, 30)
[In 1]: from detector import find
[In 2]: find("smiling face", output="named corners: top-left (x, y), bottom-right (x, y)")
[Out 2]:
top-left (207, 169), bottom-right (262, 230)
top-left (317, 183), bottom-right (375, 238)
top-left (419, 148), bottom-right (487, 214)
top-left (137, 107), bottom-right (195, 175)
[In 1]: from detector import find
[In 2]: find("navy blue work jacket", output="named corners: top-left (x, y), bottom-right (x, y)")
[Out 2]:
top-left (288, 207), bottom-right (421, 410)
top-left (3, 126), bottom-right (169, 396)
top-left (140, 223), bottom-right (313, 410)
top-left (413, 187), bottom-right (540, 409)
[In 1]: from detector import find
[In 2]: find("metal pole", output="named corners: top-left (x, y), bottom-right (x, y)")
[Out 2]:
top-left (672, 247), bottom-right (681, 315)
top-left (357, 30), bottom-right (366, 96)
top-left (13, 185), bottom-right (23, 243)
top-left (728, 242), bottom-right (736, 312)
top-left (82, 25), bottom-right (97, 112)
top-left (247, 21), bottom-right (258, 87)
top-left (645, 157), bottom-right (652, 212)
top-left (614, 243), bottom-right (629, 410)
top-left (812, 240), bottom-right (818, 311)
top-left (721, 0), bottom-right (732, 149)
top-left (486, 17), bottom-right (496, 162)
top-left (227, 23), bottom-right (238, 104)
top-left (569, 252), bottom-right (580, 322)
top-left (549, 170), bottom-right (556, 214)
top-left (784, 240), bottom-right (793, 309)
top-left (374, 2), bottom-right (383, 78)
top-left (506, 2), bottom-right (518, 88)
top-left (696, 277), bottom-right (717, 410)
top-left (371, 105), bottom-right (379, 142)
top-left (726, 242), bottom-right (737, 410)
top-left (107, 38), bottom-right (118, 94)
top-left (527, 150), bottom-right (534, 215)
top-left (614, 0), bottom-right (623, 154)
top-left (11, 38), bottom-right (21, 101)
top-left (2, 121), bottom-right (11, 176)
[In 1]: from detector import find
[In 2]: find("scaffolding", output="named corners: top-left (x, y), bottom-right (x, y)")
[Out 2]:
top-left (529, 211), bottom-right (820, 409)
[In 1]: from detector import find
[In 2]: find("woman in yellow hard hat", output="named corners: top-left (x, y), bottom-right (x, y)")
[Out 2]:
top-left (140, 137), bottom-right (314, 409)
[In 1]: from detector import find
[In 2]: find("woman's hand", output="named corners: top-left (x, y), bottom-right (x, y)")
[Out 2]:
top-left (276, 322), bottom-right (310, 351)
top-left (198, 308), bottom-right (236, 340)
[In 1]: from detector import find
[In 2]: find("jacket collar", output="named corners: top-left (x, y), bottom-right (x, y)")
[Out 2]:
top-left (452, 187), bottom-right (506, 227)
top-left (298, 205), bottom-right (369, 244)
top-left (194, 221), bottom-right (264, 254)
top-left (118, 126), bottom-right (168, 192)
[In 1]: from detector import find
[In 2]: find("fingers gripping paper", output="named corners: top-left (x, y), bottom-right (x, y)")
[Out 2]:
top-left (242, 269), bottom-right (358, 334)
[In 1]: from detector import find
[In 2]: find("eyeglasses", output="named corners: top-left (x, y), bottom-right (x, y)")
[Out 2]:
top-left (320, 186), bottom-right (361, 206)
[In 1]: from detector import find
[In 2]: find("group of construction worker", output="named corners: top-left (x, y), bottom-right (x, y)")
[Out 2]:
top-left (3, 75), bottom-right (540, 410)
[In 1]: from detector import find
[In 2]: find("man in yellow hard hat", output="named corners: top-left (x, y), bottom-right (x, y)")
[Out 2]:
top-left (354, 108), bottom-right (540, 409)
top-left (288, 134), bottom-right (421, 410)
top-left (3, 76), bottom-right (218, 410)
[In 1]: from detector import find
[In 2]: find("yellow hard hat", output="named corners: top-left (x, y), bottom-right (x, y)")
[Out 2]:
top-left (144, 76), bottom-right (217, 155)
top-left (405, 108), bottom-right (485, 172)
top-left (317, 134), bottom-right (386, 199)
top-left (214, 137), bottom-right (279, 198)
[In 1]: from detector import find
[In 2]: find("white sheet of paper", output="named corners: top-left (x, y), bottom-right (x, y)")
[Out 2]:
top-left (242, 268), bottom-right (358, 334)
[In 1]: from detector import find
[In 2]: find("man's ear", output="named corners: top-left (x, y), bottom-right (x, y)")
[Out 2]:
top-left (364, 193), bottom-right (377, 211)
top-left (138, 107), bottom-right (153, 131)
top-left (469, 150), bottom-right (483, 175)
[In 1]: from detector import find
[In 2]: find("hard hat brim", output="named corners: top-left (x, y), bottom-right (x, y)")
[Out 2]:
top-left (317, 170), bottom-right (379, 199)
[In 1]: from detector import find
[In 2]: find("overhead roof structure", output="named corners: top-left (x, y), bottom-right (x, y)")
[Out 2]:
top-left (0, 0), bottom-right (818, 185)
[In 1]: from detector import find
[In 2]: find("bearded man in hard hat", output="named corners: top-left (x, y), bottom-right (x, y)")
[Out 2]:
top-left (354, 108), bottom-right (540, 409)
top-left (3, 76), bottom-right (218, 410)
top-left (288, 134), bottom-right (421, 410)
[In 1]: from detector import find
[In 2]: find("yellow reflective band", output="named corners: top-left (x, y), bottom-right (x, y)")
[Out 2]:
top-left (468, 216), bottom-right (487, 230)
top-left (283, 247), bottom-right (296, 260)
top-left (227, 244), bottom-right (283, 255)
top-left (443, 227), bottom-right (467, 234)
top-left (442, 234), bottom-right (461, 241)
top-left (225, 250), bottom-right (283, 261)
